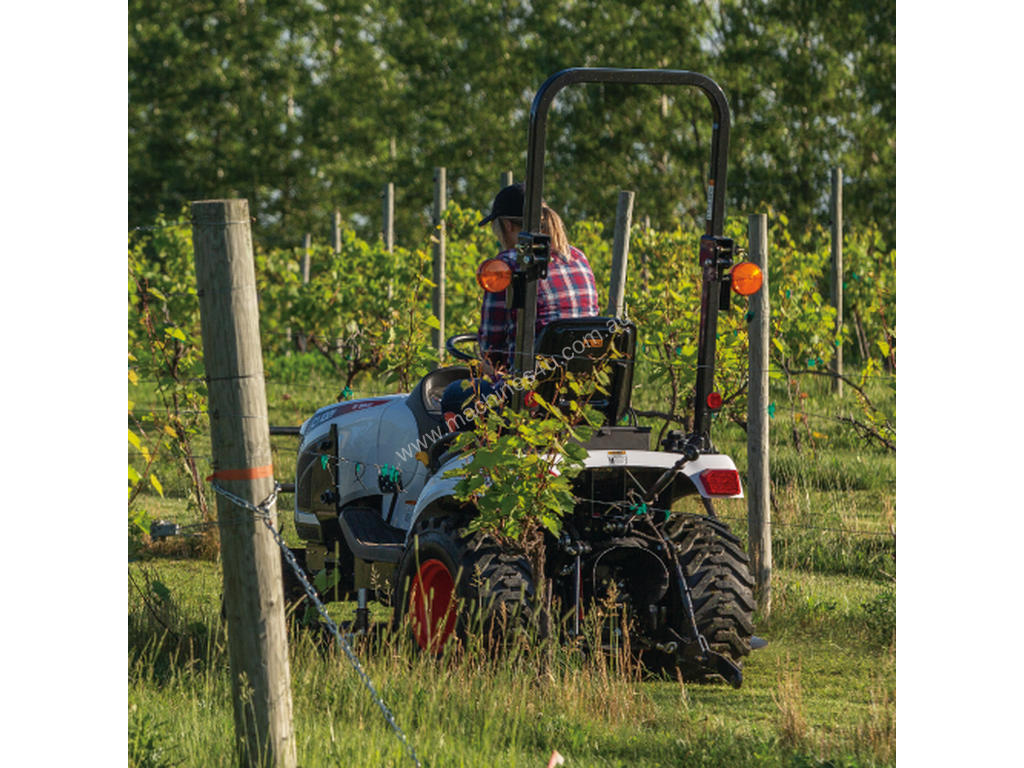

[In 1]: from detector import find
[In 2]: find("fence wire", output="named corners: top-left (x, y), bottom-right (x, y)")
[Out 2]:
top-left (208, 481), bottom-right (423, 768)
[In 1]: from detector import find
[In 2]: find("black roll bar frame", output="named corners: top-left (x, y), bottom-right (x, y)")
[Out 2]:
top-left (510, 67), bottom-right (732, 447)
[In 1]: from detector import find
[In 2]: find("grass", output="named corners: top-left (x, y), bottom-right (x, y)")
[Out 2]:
top-left (129, 558), bottom-right (894, 767)
top-left (129, 359), bottom-right (895, 767)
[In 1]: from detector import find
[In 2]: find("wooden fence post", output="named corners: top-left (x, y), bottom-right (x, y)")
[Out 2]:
top-left (302, 232), bottom-right (312, 284)
top-left (500, 170), bottom-right (514, 188)
top-left (830, 167), bottom-right (844, 396)
top-left (747, 213), bottom-right (772, 617)
top-left (607, 190), bottom-right (635, 318)
top-left (191, 199), bottom-right (296, 768)
top-left (332, 210), bottom-right (344, 355)
top-left (432, 167), bottom-right (447, 361)
top-left (382, 182), bottom-right (395, 253)
top-left (295, 233), bottom-right (312, 352)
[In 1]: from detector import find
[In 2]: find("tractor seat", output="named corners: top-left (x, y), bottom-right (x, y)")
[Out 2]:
top-left (533, 316), bottom-right (636, 425)
top-left (406, 366), bottom-right (472, 445)
top-left (417, 366), bottom-right (472, 415)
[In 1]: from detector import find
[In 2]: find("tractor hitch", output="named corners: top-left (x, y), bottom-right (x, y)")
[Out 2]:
top-left (655, 628), bottom-right (744, 688)
top-left (656, 631), bottom-right (744, 688)
top-left (704, 648), bottom-right (744, 688)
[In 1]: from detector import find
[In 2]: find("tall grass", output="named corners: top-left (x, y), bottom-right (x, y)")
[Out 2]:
top-left (130, 556), bottom-right (895, 767)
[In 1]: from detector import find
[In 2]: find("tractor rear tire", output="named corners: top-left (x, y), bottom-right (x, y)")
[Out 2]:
top-left (391, 514), bottom-right (535, 654)
top-left (653, 515), bottom-right (756, 681)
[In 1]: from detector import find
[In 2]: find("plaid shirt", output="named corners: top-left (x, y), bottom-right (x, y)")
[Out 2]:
top-left (478, 245), bottom-right (600, 368)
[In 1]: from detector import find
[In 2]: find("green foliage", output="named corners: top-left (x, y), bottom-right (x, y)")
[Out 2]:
top-left (129, 704), bottom-right (176, 768)
top-left (622, 214), bottom-right (889, 442)
top-left (626, 224), bottom-right (705, 434)
top-left (860, 586), bottom-right (896, 648)
top-left (842, 226), bottom-right (896, 367)
top-left (128, 213), bottom-right (211, 534)
top-left (759, 215), bottom-right (842, 377)
top-left (441, 201), bottom-right (508, 336)
top-left (715, 0), bottom-right (896, 242)
top-left (255, 224), bottom-right (442, 391)
top-left (380, 245), bottom-right (441, 391)
top-left (447, 372), bottom-right (604, 548)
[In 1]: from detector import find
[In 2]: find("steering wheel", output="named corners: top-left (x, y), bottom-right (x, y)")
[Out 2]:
top-left (446, 333), bottom-right (479, 362)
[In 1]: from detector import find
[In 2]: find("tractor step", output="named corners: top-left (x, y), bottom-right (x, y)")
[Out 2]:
top-left (338, 507), bottom-right (405, 564)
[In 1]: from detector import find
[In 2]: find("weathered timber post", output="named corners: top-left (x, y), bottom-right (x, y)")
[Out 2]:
top-left (830, 167), bottom-right (844, 396)
top-left (296, 233), bottom-right (312, 352)
top-left (432, 167), bottom-right (447, 362)
top-left (382, 182), bottom-right (395, 253)
top-left (607, 190), bottom-right (635, 318)
top-left (332, 210), bottom-right (343, 355)
top-left (747, 213), bottom-right (772, 617)
top-left (302, 232), bottom-right (312, 284)
top-left (191, 199), bottom-right (296, 768)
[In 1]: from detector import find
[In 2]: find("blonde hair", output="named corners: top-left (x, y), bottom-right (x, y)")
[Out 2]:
top-left (491, 203), bottom-right (573, 260)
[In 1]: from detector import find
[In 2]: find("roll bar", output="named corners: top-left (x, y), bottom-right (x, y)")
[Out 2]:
top-left (510, 67), bottom-right (732, 446)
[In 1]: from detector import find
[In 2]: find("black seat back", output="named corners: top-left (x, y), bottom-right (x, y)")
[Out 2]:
top-left (406, 366), bottom-right (471, 443)
top-left (533, 317), bottom-right (636, 425)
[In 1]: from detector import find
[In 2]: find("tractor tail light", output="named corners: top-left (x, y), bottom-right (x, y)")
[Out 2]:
top-left (476, 258), bottom-right (513, 293)
top-left (700, 469), bottom-right (742, 496)
top-left (730, 261), bottom-right (763, 296)
top-left (707, 391), bottom-right (723, 410)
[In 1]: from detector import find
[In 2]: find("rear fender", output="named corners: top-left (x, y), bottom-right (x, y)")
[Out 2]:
top-left (404, 448), bottom-right (740, 540)
top-left (580, 450), bottom-right (743, 499)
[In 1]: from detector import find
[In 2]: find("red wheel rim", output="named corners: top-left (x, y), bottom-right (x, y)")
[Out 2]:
top-left (407, 559), bottom-right (457, 652)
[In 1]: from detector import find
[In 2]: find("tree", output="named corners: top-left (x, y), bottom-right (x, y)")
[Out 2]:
top-left (129, 0), bottom-right (895, 247)
top-left (709, 0), bottom-right (895, 242)
top-left (129, 0), bottom-right (388, 245)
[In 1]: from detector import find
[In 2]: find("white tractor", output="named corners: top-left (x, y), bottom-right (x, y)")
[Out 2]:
top-left (284, 68), bottom-right (764, 685)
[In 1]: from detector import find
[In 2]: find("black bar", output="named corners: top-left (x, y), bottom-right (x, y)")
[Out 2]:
top-left (270, 426), bottom-right (301, 436)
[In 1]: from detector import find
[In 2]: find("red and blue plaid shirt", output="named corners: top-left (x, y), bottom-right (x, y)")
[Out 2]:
top-left (478, 245), bottom-right (600, 369)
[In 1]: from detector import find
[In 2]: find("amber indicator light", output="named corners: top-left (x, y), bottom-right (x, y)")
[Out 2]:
top-left (730, 261), bottom-right (763, 296)
top-left (476, 259), bottom-right (513, 293)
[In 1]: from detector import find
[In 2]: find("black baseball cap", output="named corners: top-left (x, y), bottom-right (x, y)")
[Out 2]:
top-left (478, 183), bottom-right (524, 226)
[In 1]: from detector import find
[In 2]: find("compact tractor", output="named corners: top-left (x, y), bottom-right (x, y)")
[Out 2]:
top-left (284, 68), bottom-right (764, 685)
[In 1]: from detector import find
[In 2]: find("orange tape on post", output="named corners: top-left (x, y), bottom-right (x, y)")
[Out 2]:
top-left (206, 464), bottom-right (275, 482)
